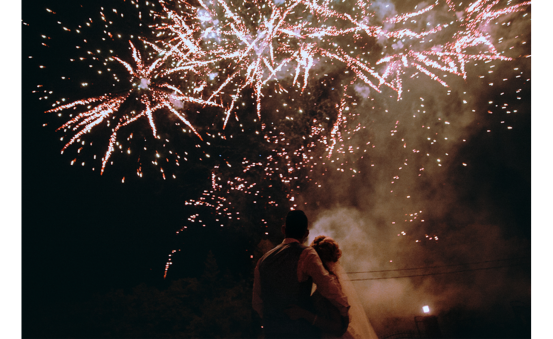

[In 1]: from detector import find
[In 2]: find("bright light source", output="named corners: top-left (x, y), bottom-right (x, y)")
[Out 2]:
top-left (423, 305), bottom-right (430, 313)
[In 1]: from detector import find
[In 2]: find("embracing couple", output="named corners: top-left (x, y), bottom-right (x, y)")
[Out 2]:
top-left (253, 210), bottom-right (378, 339)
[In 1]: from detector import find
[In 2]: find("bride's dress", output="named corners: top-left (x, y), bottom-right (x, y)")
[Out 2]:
top-left (326, 261), bottom-right (378, 339)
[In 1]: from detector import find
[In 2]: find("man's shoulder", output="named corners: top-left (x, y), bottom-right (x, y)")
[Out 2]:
top-left (285, 242), bottom-right (312, 256)
top-left (257, 243), bottom-right (284, 265)
top-left (290, 242), bottom-right (310, 250)
top-left (258, 242), bottom-right (311, 265)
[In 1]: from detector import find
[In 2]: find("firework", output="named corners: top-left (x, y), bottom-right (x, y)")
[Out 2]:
top-left (31, 0), bottom-right (531, 278)
top-left (46, 1), bottom-right (529, 167)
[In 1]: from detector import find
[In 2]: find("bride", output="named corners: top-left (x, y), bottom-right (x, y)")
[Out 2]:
top-left (284, 235), bottom-right (378, 339)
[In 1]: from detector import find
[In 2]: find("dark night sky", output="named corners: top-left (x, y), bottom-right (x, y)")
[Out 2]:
top-left (8, 0), bottom-right (549, 337)
top-left (18, 2), bottom-right (268, 335)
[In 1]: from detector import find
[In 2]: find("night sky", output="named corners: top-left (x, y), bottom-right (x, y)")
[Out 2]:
top-left (16, 0), bottom-right (539, 338)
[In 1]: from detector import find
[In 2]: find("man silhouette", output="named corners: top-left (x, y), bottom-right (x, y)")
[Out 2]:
top-left (253, 210), bottom-right (349, 338)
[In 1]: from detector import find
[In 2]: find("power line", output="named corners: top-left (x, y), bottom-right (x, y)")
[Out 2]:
top-left (346, 257), bottom-right (527, 274)
top-left (349, 263), bottom-right (522, 281)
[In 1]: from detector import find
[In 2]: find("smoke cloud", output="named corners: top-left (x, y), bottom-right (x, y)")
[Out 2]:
top-left (307, 205), bottom-right (529, 333)
top-left (297, 2), bottom-right (531, 335)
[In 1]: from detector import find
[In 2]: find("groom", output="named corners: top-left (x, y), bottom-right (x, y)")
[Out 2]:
top-left (253, 210), bottom-right (350, 338)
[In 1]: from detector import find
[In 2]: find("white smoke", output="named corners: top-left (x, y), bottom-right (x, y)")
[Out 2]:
top-left (307, 207), bottom-right (530, 334)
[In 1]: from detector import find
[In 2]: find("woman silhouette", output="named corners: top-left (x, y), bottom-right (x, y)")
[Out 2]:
top-left (285, 235), bottom-right (379, 339)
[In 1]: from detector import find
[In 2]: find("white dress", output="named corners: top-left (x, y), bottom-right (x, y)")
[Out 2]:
top-left (325, 261), bottom-right (379, 339)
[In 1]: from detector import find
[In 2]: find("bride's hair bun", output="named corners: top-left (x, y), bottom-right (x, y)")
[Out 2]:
top-left (311, 235), bottom-right (342, 262)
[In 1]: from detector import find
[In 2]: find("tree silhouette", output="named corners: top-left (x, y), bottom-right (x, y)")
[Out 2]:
top-left (38, 251), bottom-right (258, 338)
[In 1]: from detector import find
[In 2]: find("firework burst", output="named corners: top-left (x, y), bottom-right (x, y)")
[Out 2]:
top-left (43, 0), bottom-right (530, 177)
top-left (30, 1), bottom-right (530, 280)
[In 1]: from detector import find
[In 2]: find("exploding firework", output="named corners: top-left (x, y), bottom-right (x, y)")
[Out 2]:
top-left (41, 0), bottom-right (529, 175)
top-left (28, 0), bottom-right (531, 278)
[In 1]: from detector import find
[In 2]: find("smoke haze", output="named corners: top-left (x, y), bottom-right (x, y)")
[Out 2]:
top-left (297, 2), bottom-right (531, 335)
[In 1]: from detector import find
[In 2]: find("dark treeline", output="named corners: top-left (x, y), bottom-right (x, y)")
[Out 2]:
top-left (24, 251), bottom-right (262, 338)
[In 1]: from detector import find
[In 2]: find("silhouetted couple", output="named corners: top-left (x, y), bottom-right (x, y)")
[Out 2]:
top-left (253, 210), bottom-right (378, 339)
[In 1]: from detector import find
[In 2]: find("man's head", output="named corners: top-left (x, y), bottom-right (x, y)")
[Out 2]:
top-left (282, 210), bottom-right (309, 241)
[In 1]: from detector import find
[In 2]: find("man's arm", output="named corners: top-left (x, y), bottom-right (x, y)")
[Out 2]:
top-left (299, 248), bottom-right (350, 317)
top-left (252, 263), bottom-right (263, 318)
